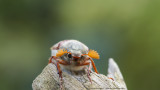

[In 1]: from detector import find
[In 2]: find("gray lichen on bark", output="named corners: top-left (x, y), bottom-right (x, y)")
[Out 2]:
top-left (32, 58), bottom-right (127, 90)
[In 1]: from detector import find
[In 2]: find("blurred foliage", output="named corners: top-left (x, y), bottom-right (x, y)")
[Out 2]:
top-left (0, 0), bottom-right (160, 90)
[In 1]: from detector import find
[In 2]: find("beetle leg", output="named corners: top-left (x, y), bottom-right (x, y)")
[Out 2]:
top-left (108, 77), bottom-right (114, 81)
top-left (89, 58), bottom-right (99, 74)
top-left (77, 61), bottom-right (92, 84)
top-left (57, 59), bottom-right (69, 65)
top-left (48, 56), bottom-right (54, 64)
top-left (53, 58), bottom-right (69, 89)
top-left (49, 56), bottom-right (69, 65)
top-left (56, 62), bottom-right (62, 78)
top-left (56, 61), bottom-right (63, 89)
top-left (77, 62), bottom-right (90, 66)
top-left (83, 57), bottom-right (99, 74)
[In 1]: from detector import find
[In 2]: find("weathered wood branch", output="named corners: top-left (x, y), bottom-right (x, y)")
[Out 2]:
top-left (32, 58), bottom-right (127, 90)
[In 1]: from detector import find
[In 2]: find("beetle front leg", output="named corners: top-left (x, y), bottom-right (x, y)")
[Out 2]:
top-left (89, 58), bottom-right (99, 74)
top-left (56, 61), bottom-right (63, 89)
top-left (77, 61), bottom-right (92, 84)
top-left (83, 57), bottom-right (99, 74)
top-left (54, 59), bottom-right (69, 89)
top-left (48, 56), bottom-right (54, 64)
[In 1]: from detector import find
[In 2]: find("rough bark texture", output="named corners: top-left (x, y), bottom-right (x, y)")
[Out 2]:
top-left (32, 58), bottom-right (127, 90)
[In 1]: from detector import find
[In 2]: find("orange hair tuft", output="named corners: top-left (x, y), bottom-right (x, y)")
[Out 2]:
top-left (88, 49), bottom-right (100, 59)
top-left (56, 49), bottom-right (68, 57)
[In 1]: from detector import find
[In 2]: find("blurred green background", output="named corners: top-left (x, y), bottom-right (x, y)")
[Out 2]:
top-left (0, 0), bottom-right (160, 90)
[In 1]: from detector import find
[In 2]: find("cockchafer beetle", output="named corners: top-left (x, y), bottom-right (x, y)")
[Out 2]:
top-left (48, 40), bottom-right (100, 88)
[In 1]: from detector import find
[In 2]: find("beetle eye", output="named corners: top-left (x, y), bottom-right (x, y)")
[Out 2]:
top-left (68, 54), bottom-right (72, 58)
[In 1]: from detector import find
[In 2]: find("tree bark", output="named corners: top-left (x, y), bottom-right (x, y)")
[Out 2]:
top-left (32, 58), bottom-right (127, 90)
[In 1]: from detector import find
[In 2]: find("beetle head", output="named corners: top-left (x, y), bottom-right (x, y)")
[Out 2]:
top-left (56, 49), bottom-right (100, 60)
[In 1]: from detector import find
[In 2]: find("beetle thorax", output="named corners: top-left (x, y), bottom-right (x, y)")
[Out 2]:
top-left (59, 40), bottom-right (89, 55)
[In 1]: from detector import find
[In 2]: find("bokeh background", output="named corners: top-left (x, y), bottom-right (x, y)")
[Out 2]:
top-left (0, 0), bottom-right (160, 90)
